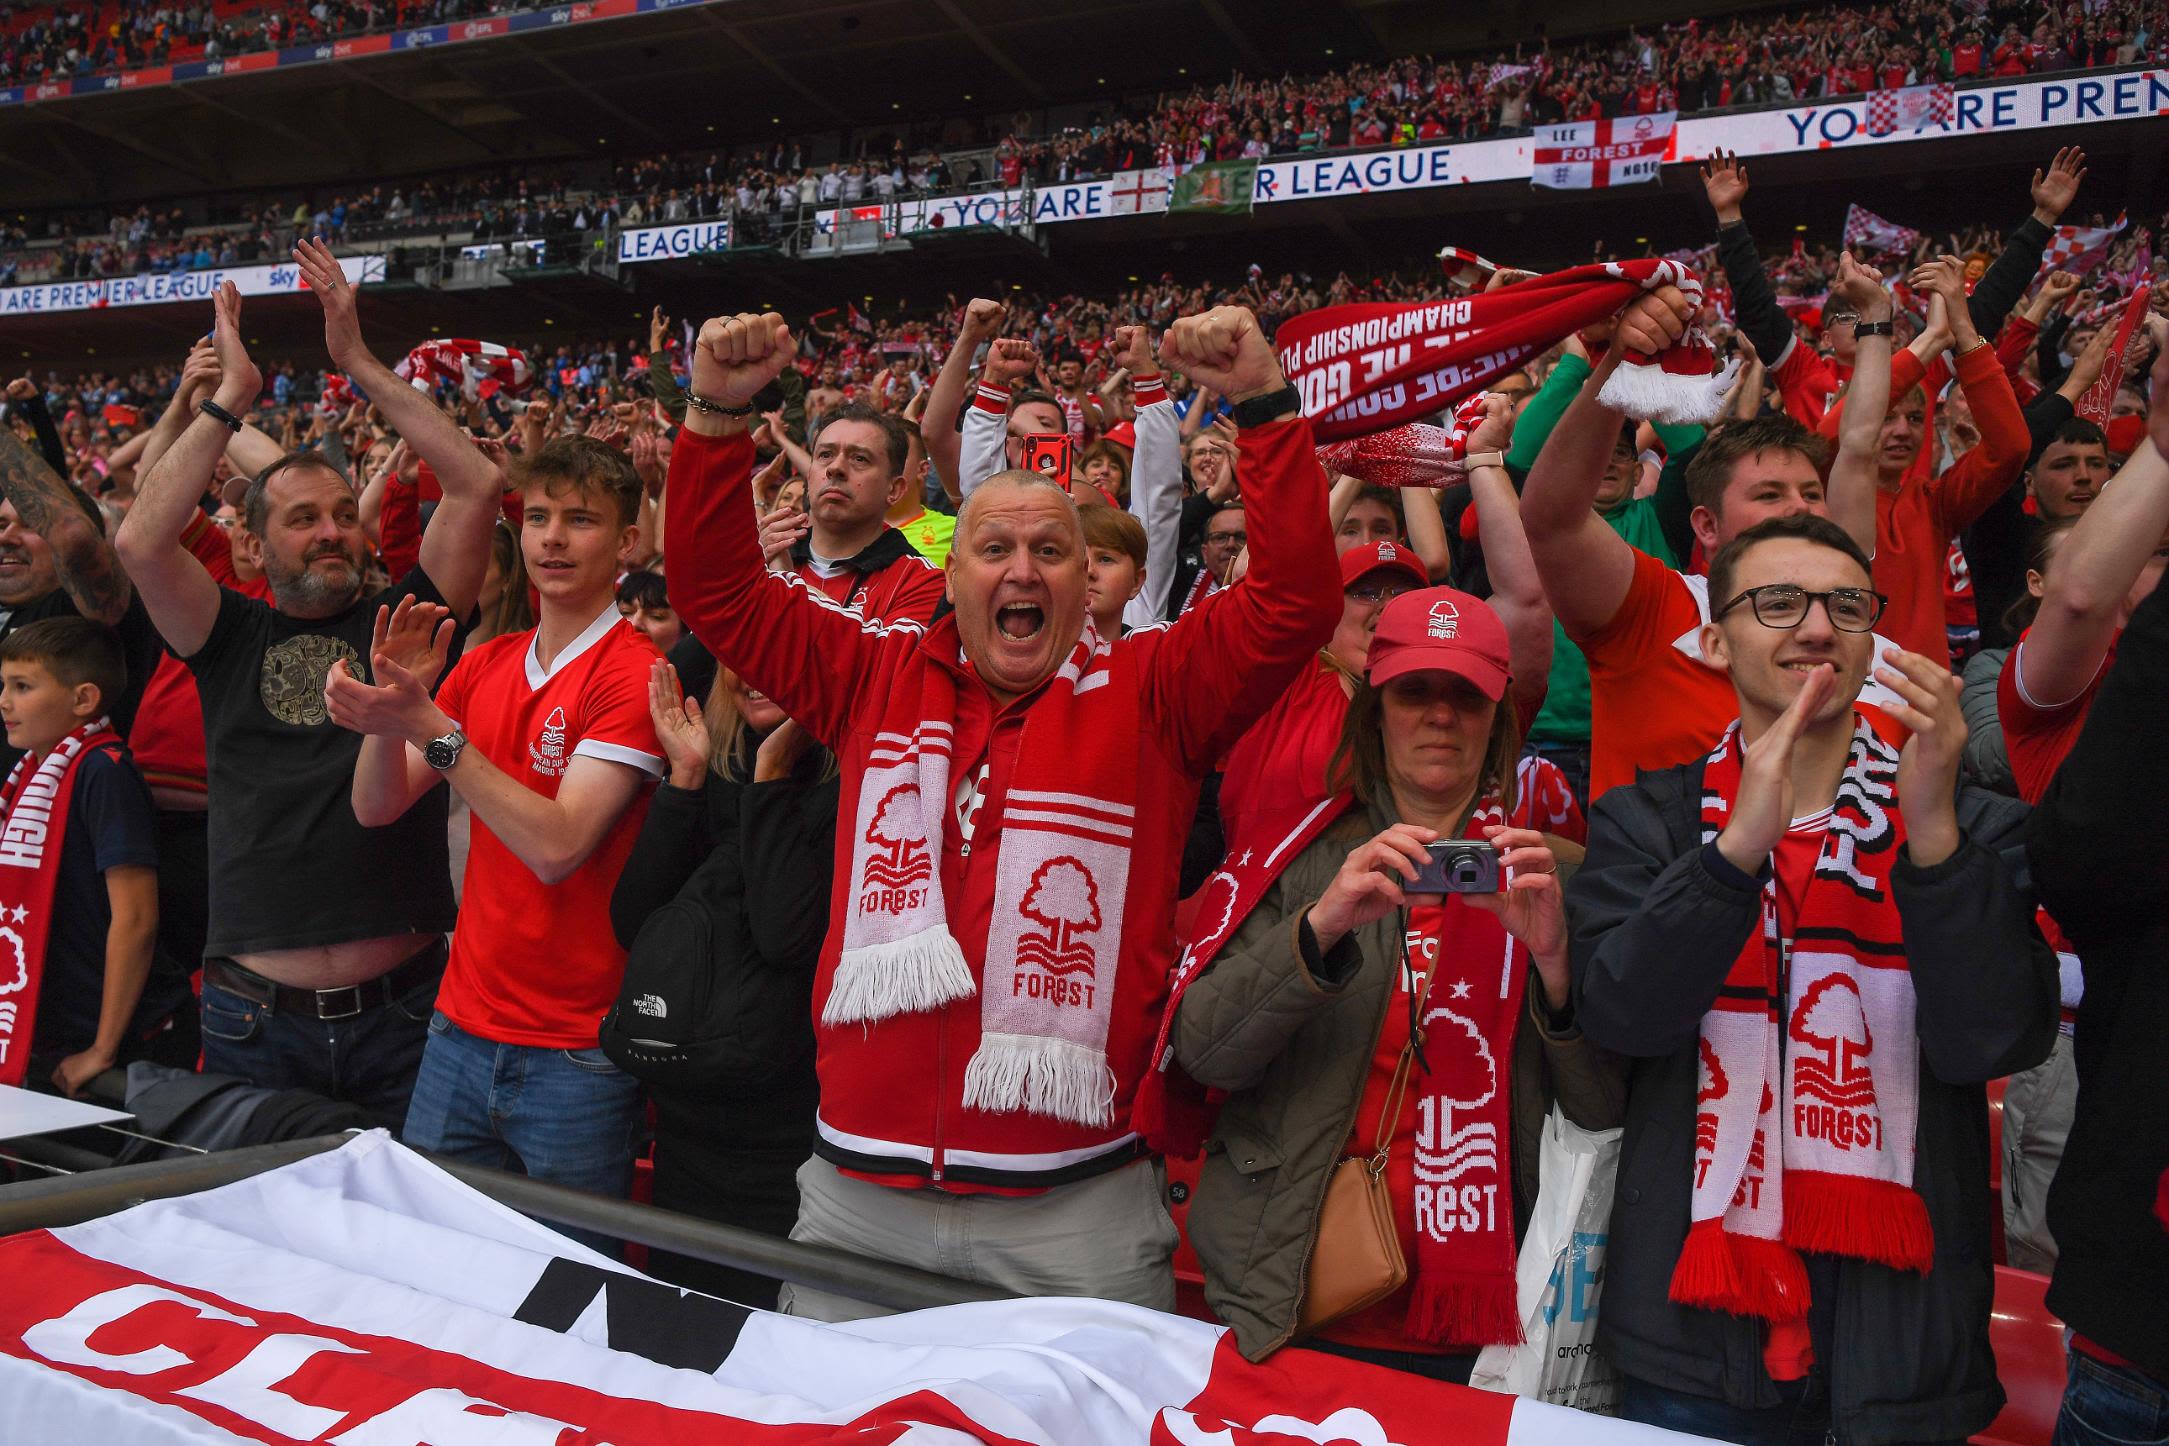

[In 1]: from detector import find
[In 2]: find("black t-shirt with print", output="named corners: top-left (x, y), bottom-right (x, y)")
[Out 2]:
top-left (184, 568), bottom-right (462, 957)
top-left (0, 590), bottom-right (165, 777)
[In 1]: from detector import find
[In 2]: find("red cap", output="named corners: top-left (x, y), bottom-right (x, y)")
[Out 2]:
top-left (1103, 421), bottom-right (1138, 451)
top-left (2104, 414), bottom-right (2146, 458)
top-left (1366, 586), bottom-right (1511, 701)
top-left (1338, 537), bottom-right (1430, 592)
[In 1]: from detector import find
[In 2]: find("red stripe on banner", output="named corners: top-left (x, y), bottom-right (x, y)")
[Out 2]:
top-left (332, 35), bottom-right (392, 57)
top-left (1163, 1334), bottom-right (1519, 1445)
top-left (118, 67), bottom-right (172, 88)
top-left (224, 52), bottom-right (276, 73)
top-left (0, 1235), bottom-right (1045, 1444)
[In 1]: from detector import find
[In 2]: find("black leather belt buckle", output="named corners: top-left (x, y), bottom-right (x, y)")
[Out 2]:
top-left (313, 985), bottom-right (368, 1021)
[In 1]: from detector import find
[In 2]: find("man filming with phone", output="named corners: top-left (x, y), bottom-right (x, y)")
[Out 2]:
top-left (1162, 586), bottom-right (1620, 1375)
top-left (1564, 513), bottom-right (2056, 1443)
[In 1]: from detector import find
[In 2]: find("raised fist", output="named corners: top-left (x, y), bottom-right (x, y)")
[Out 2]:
top-left (961, 298), bottom-right (1008, 340)
top-left (1831, 251), bottom-right (1892, 323)
top-left (1609, 285), bottom-right (1693, 357)
top-left (691, 312), bottom-right (793, 409)
top-left (982, 337), bottom-right (1039, 388)
top-left (1160, 306), bottom-right (1283, 403)
top-left (1111, 323), bottom-right (1157, 378)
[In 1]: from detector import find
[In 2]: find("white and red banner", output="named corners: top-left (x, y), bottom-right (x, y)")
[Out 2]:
top-left (2041, 212), bottom-right (2129, 275)
top-left (1530, 112), bottom-right (1675, 190)
top-left (396, 338), bottom-right (533, 400)
top-left (0, 1134), bottom-right (1709, 1444)
top-left (1842, 204), bottom-right (1924, 258)
top-left (1864, 82), bottom-right (1954, 136)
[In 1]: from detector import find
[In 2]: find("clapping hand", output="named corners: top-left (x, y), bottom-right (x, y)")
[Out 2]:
top-left (648, 660), bottom-right (710, 788)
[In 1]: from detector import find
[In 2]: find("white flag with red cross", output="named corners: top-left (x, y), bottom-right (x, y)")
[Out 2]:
top-left (1530, 112), bottom-right (1675, 190)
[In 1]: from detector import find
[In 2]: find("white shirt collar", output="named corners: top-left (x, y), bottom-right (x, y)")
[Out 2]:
top-left (524, 600), bottom-right (624, 691)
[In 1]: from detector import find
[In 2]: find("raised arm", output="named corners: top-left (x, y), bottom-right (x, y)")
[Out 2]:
top-left (1910, 254), bottom-right (2033, 536)
top-left (291, 238), bottom-right (494, 616)
top-left (1115, 325), bottom-right (1184, 629)
top-left (2014, 336), bottom-right (2169, 708)
top-left (922, 298), bottom-right (1006, 504)
top-left (1146, 306), bottom-right (1340, 770)
top-left (1965, 147), bottom-right (2084, 339)
top-left (665, 312), bottom-right (906, 748)
top-left (1463, 396), bottom-right (1553, 724)
top-left (958, 338), bottom-right (1038, 499)
top-left (1702, 149), bottom-right (1798, 370)
top-left (1825, 251), bottom-right (1895, 557)
top-left (114, 288), bottom-right (243, 656)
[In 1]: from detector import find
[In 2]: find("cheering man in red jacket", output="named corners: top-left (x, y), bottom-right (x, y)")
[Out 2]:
top-left (667, 306), bottom-right (1338, 1320)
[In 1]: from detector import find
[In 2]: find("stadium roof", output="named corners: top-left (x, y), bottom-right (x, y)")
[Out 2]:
top-left (0, 0), bottom-right (1776, 215)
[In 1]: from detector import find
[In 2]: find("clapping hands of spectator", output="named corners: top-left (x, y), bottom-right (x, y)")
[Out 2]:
top-left (1700, 147), bottom-right (1749, 224)
top-left (323, 596), bottom-right (458, 744)
top-left (1909, 254), bottom-right (1980, 348)
top-left (758, 501), bottom-right (809, 572)
top-left (629, 427), bottom-right (667, 493)
top-left (648, 660), bottom-right (710, 789)
top-left (291, 236), bottom-right (365, 368)
top-left (2030, 145), bottom-right (2087, 225)
top-left (208, 280), bottom-right (261, 414)
top-left (1831, 250), bottom-right (1893, 324)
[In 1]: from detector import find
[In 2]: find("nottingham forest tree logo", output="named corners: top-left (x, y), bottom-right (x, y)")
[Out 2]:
top-left (1016, 857), bottom-right (1102, 980)
top-left (858, 784), bottom-right (933, 915)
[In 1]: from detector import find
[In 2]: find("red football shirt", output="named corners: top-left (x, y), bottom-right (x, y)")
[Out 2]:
top-left (433, 605), bottom-right (666, 1047)
top-left (1998, 630), bottom-right (2115, 805)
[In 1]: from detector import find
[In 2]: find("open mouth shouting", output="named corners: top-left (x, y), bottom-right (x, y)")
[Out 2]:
top-left (997, 600), bottom-right (1046, 641)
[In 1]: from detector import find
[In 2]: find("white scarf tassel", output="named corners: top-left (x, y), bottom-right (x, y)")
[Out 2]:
top-left (823, 923), bottom-right (977, 1026)
top-left (1596, 352), bottom-right (1741, 426)
top-left (962, 1032), bottom-right (1118, 1127)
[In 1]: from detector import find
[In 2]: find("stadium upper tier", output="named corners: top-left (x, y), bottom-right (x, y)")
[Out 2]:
top-left (1, 0), bottom-right (2159, 285)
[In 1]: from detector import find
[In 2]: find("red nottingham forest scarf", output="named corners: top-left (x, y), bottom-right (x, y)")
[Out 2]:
top-left (0, 718), bottom-right (122, 1086)
top-left (1276, 258), bottom-right (1735, 443)
top-left (829, 617), bottom-right (1143, 1128)
top-left (1675, 712), bottom-right (1933, 1328)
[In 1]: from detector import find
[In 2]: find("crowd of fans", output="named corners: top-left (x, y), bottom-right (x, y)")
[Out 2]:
top-left (2, 132), bottom-right (2166, 1445)
top-left (4, 0), bottom-right (2163, 285)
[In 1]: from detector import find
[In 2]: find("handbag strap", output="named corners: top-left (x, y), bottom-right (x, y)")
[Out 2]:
top-left (1364, 912), bottom-right (1439, 1181)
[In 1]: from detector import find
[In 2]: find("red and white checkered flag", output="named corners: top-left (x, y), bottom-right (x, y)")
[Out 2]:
top-left (2041, 213), bottom-right (2129, 276)
top-left (1864, 82), bottom-right (1953, 137)
top-left (395, 339), bottom-right (533, 400)
top-left (1842, 204), bottom-right (1923, 257)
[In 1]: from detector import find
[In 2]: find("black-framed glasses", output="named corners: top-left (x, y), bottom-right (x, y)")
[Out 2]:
top-left (1204, 530), bottom-right (1247, 548)
top-left (1714, 584), bottom-right (1887, 633)
top-left (1346, 581), bottom-right (1418, 604)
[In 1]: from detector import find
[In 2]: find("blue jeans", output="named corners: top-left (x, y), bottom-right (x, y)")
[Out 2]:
top-left (199, 944), bottom-right (443, 1134)
top-left (402, 1011), bottom-right (645, 1254)
top-left (2054, 1353), bottom-right (2169, 1446)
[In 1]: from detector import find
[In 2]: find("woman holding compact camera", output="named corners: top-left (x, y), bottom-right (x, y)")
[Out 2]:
top-left (1168, 586), bottom-right (1624, 1379)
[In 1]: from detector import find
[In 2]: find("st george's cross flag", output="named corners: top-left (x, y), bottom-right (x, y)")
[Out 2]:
top-left (1530, 112), bottom-right (1674, 190)
top-left (1863, 82), bottom-right (1953, 136)
top-left (0, 1133), bottom-right (1714, 1445)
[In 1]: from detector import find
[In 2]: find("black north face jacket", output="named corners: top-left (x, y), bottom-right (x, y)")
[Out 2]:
top-left (1566, 759), bottom-right (2056, 1446)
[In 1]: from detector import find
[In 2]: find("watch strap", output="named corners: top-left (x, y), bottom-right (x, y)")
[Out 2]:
top-left (1464, 450), bottom-right (1507, 471)
top-left (1228, 384), bottom-right (1303, 430)
top-left (424, 727), bottom-right (467, 771)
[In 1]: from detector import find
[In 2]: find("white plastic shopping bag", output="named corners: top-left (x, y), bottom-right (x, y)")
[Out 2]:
top-left (1470, 1106), bottom-right (1623, 1413)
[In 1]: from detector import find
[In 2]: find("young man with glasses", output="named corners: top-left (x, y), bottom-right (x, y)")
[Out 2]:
top-left (1568, 511), bottom-right (2056, 1446)
top-left (1522, 276), bottom-right (1899, 806)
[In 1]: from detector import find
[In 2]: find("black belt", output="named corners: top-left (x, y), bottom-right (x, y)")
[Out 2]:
top-left (204, 941), bottom-right (446, 1022)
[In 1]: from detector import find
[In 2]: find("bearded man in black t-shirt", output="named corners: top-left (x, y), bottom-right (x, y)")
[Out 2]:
top-left (113, 257), bottom-right (501, 1129)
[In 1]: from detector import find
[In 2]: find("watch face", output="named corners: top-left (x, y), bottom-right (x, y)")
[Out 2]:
top-left (425, 736), bottom-right (461, 769)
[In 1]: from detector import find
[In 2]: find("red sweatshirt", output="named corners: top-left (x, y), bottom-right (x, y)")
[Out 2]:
top-left (1824, 343), bottom-right (2029, 658)
top-left (666, 418), bottom-right (1339, 1190)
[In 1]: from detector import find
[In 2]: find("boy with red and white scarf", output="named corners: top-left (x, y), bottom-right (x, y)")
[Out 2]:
top-left (1568, 513), bottom-right (2056, 1445)
top-left (665, 305), bottom-right (1339, 1319)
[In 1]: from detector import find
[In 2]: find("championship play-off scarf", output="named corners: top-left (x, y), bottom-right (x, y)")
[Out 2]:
top-left (830, 619), bottom-right (1140, 1127)
top-left (1141, 792), bottom-right (1531, 1349)
top-left (1676, 713), bottom-right (1933, 1327)
top-left (396, 338), bottom-right (533, 401)
top-left (0, 718), bottom-right (121, 1086)
top-left (1277, 258), bottom-right (1737, 443)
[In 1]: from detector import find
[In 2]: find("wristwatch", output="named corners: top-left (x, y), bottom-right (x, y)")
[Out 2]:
top-left (423, 726), bottom-right (468, 772)
top-left (1228, 383), bottom-right (1303, 430)
top-left (1464, 450), bottom-right (1507, 471)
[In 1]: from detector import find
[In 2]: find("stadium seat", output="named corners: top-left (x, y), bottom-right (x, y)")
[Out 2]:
top-left (1973, 1267), bottom-right (2066, 1446)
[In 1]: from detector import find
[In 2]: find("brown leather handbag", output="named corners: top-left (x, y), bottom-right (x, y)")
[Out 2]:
top-left (1296, 969), bottom-right (1429, 1336)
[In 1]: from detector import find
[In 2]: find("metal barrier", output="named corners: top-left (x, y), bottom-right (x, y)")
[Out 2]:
top-left (0, 1133), bottom-right (1007, 1313)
